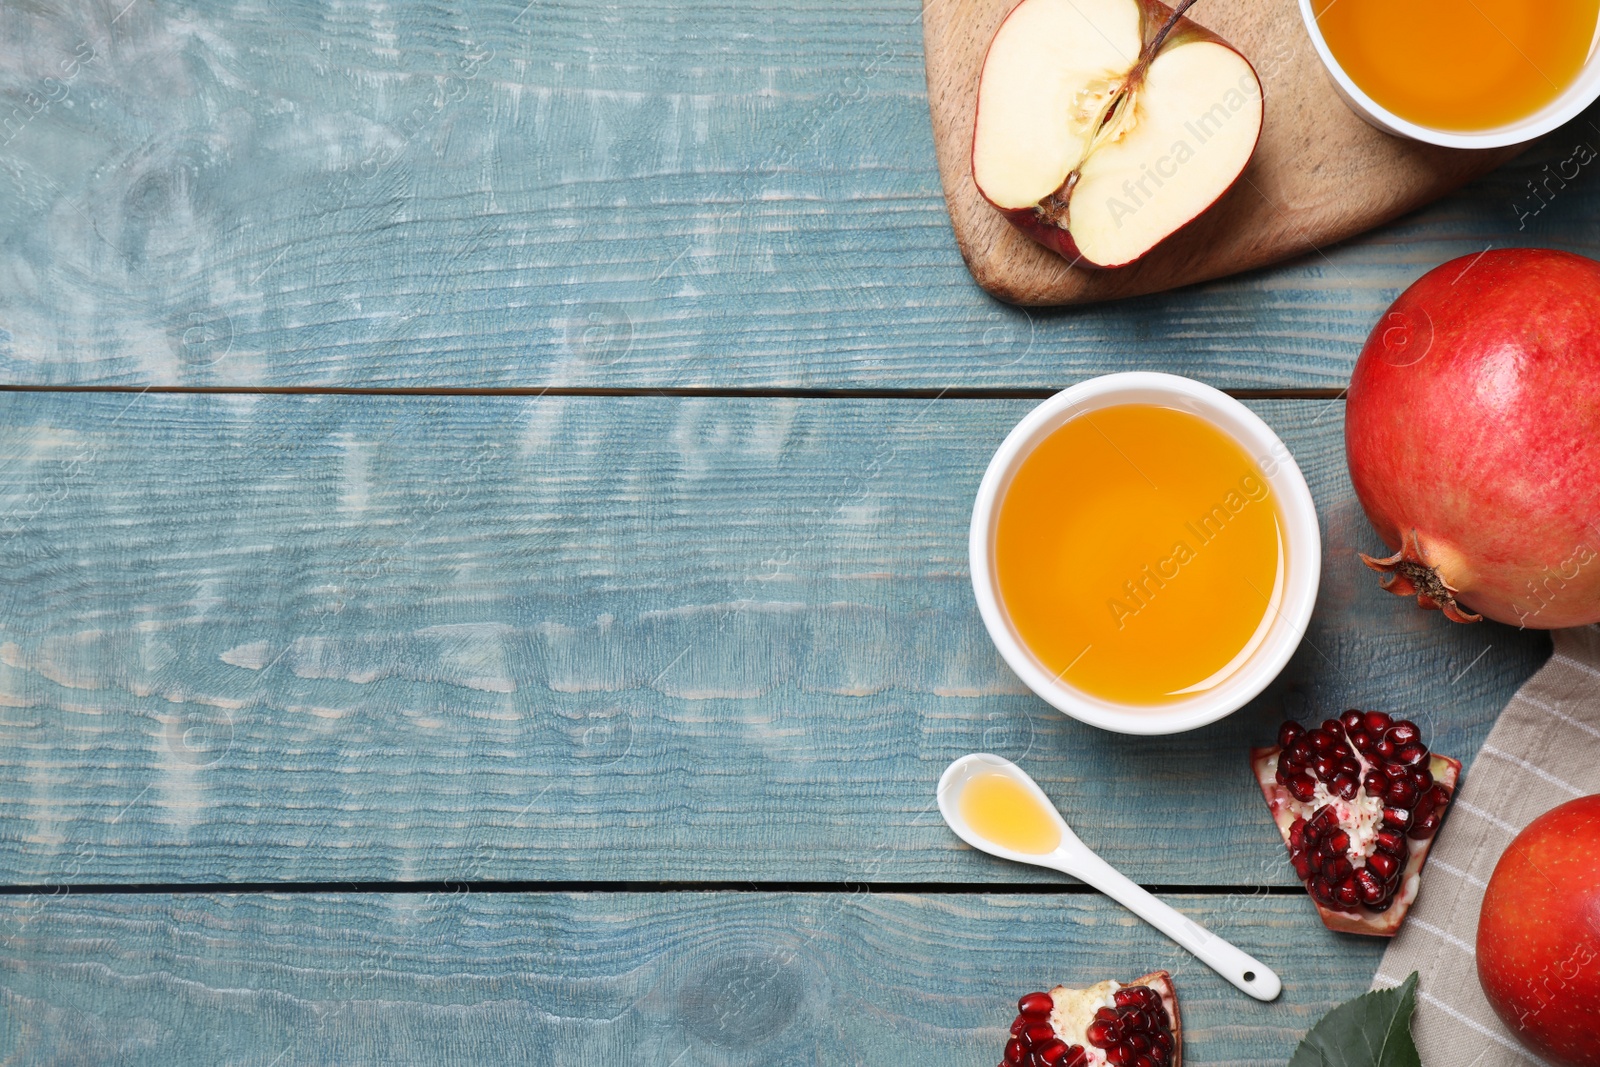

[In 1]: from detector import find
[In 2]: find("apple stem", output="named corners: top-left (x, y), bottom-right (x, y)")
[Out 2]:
top-left (1148, 0), bottom-right (1202, 57)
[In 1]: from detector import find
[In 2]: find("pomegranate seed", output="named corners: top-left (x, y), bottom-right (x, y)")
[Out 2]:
top-left (1415, 784), bottom-right (1450, 817)
top-left (1337, 756), bottom-right (1361, 776)
top-left (1331, 774), bottom-right (1359, 801)
top-left (1323, 853), bottom-right (1354, 880)
top-left (1112, 989), bottom-right (1140, 1009)
top-left (1386, 721), bottom-right (1421, 747)
top-left (1374, 829), bottom-right (1407, 856)
top-left (1085, 1020), bottom-right (1114, 1046)
top-left (1367, 850), bottom-right (1400, 881)
top-left (1308, 728), bottom-right (1337, 753)
top-left (1409, 767), bottom-right (1434, 792)
top-left (1321, 717), bottom-right (1345, 739)
top-left (1307, 806), bottom-right (1338, 838)
top-left (1335, 876), bottom-right (1361, 907)
top-left (1323, 828), bottom-right (1351, 854)
top-left (1382, 806), bottom-right (1414, 831)
top-left (1292, 854), bottom-right (1314, 879)
top-left (1065, 1049), bottom-right (1089, 1067)
top-left (1287, 739), bottom-right (1315, 764)
top-left (1384, 779), bottom-right (1418, 807)
top-left (1023, 1022), bottom-right (1056, 1046)
top-left (1362, 769), bottom-right (1385, 795)
top-left (1287, 817), bottom-right (1307, 849)
top-left (1134, 1057), bottom-right (1157, 1067)
top-left (1034, 1039), bottom-right (1070, 1066)
top-left (1340, 709), bottom-right (1364, 732)
top-left (1313, 756), bottom-right (1338, 780)
top-left (1355, 867), bottom-right (1387, 905)
top-left (1396, 743), bottom-right (1429, 767)
top-left (1362, 710), bottom-right (1393, 732)
top-left (1106, 1047), bottom-right (1130, 1066)
top-left (1013, 1016), bottom-right (1028, 1036)
top-left (1286, 773), bottom-right (1317, 802)
top-left (1349, 729), bottom-right (1373, 752)
top-left (1409, 812), bottom-right (1442, 839)
top-left (1374, 738), bottom-right (1396, 761)
top-left (1127, 1032), bottom-right (1151, 1053)
top-left (1019, 992), bottom-right (1054, 1018)
top-left (1007, 1039), bottom-right (1027, 1065)
top-left (1278, 721), bottom-right (1306, 748)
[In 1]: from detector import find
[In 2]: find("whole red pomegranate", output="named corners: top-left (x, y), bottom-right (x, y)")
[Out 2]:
top-left (1346, 248), bottom-right (1600, 628)
top-left (1477, 795), bottom-right (1600, 1066)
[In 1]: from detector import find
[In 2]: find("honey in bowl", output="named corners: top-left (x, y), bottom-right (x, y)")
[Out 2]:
top-left (958, 771), bottom-right (1061, 854)
top-left (994, 404), bottom-right (1284, 707)
top-left (1314, 0), bottom-right (1600, 131)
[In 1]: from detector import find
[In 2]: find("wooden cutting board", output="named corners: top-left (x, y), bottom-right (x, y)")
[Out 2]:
top-left (924, 0), bottom-right (1522, 304)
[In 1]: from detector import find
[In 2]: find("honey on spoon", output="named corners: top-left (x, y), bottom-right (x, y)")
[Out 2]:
top-left (938, 753), bottom-right (1281, 1002)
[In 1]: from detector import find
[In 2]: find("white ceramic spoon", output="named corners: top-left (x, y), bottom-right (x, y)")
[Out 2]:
top-left (938, 753), bottom-right (1282, 1002)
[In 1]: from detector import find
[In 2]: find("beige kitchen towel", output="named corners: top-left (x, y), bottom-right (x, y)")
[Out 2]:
top-left (1371, 625), bottom-right (1600, 1065)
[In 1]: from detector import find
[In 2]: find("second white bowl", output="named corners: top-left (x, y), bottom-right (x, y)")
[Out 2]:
top-left (1298, 0), bottom-right (1600, 149)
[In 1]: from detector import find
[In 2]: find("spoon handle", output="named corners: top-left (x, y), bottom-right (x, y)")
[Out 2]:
top-left (1065, 851), bottom-right (1282, 1002)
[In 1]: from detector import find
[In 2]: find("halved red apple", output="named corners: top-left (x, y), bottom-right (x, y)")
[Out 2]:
top-left (972, 0), bottom-right (1263, 268)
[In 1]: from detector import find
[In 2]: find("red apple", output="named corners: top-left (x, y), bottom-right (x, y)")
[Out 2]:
top-left (1477, 795), bottom-right (1600, 1066)
top-left (971, 0), bottom-right (1263, 268)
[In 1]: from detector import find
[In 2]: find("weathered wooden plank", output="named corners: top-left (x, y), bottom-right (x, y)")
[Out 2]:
top-left (0, 891), bottom-right (1382, 1064)
top-left (0, 0), bottom-right (1596, 388)
top-left (0, 394), bottom-right (1549, 884)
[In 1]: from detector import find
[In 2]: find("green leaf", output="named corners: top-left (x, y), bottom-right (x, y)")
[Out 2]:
top-left (1287, 972), bottom-right (1422, 1067)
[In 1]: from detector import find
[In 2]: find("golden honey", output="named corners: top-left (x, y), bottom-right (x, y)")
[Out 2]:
top-left (959, 772), bottom-right (1062, 854)
top-left (1314, 0), bottom-right (1600, 131)
top-left (994, 404), bottom-right (1284, 706)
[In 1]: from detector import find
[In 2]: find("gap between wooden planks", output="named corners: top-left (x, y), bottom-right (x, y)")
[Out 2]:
top-left (0, 385), bottom-right (1348, 399)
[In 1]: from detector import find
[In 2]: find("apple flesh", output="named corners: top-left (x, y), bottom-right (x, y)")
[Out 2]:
top-left (972, 0), bottom-right (1263, 269)
top-left (1477, 795), bottom-right (1600, 1067)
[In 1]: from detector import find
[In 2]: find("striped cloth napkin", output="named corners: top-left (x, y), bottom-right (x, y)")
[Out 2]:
top-left (1372, 625), bottom-right (1600, 1064)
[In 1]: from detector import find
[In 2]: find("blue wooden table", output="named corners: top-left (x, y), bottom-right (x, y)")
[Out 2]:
top-left (0, 0), bottom-right (1575, 1061)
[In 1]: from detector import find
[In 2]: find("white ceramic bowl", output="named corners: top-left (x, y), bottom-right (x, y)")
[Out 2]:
top-left (1298, 0), bottom-right (1600, 148)
top-left (969, 372), bottom-right (1321, 736)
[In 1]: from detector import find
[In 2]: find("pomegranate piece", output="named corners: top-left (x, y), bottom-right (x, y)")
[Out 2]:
top-left (1251, 710), bottom-right (1461, 937)
top-left (998, 971), bottom-right (1181, 1067)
